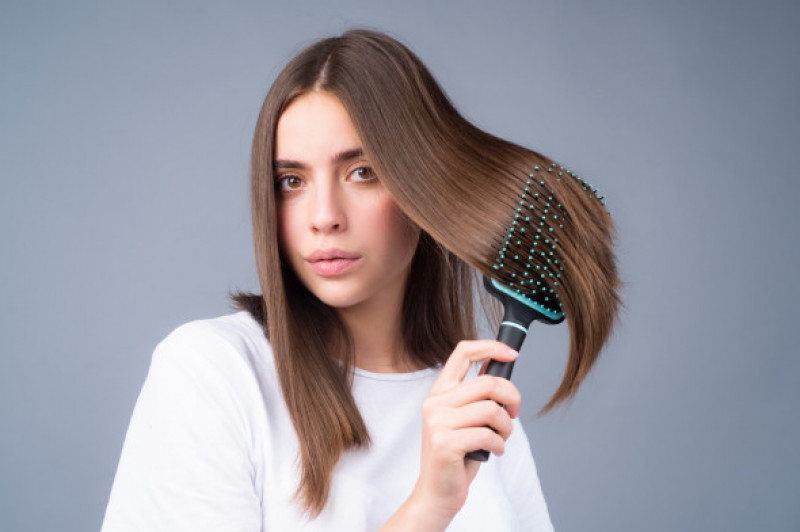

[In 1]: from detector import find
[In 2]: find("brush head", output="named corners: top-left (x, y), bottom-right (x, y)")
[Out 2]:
top-left (490, 162), bottom-right (605, 319)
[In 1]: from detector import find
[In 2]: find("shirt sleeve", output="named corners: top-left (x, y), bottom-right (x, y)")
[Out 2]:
top-left (498, 419), bottom-right (555, 531)
top-left (102, 324), bottom-right (262, 532)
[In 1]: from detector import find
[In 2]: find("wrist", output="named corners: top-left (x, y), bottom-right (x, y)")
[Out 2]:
top-left (380, 486), bottom-right (455, 532)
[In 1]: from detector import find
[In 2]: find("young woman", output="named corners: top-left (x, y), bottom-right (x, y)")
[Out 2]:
top-left (101, 29), bottom-right (614, 531)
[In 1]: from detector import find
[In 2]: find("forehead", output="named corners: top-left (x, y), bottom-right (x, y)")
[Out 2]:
top-left (275, 91), bottom-right (362, 160)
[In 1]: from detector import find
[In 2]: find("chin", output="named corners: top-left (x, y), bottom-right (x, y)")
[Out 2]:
top-left (307, 285), bottom-right (367, 310)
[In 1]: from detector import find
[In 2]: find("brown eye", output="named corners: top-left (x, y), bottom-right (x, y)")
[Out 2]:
top-left (277, 175), bottom-right (304, 191)
top-left (349, 166), bottom-right (377, 183)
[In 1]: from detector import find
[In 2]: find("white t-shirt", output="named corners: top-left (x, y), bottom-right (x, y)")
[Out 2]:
top-left (102, 311), bottom-right (554, 531)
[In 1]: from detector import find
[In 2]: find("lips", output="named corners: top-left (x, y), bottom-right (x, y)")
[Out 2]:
top-left (305, 248), bottom-right (361, 276)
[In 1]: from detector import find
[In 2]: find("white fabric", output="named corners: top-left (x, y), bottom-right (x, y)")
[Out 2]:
top-left (102, 311), bottom-right (554, 531)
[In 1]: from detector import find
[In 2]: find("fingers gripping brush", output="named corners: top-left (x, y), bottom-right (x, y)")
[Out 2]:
top-left (465, 276), bottom-right (564, 462)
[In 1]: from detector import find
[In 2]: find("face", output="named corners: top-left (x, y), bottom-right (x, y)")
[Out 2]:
top-left (274, 91), bottom-right (420, 312)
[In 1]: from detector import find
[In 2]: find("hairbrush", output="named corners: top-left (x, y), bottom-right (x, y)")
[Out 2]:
top-left (465, 163), bottom-right (608, 462)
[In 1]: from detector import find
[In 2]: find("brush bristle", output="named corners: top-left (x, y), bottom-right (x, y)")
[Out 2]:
top-left (483, 158), bottom-right (620, 413)
top-left (492, 162), bottom-right (609, 319)
top-left (493, 163), bottom-right (568, 317)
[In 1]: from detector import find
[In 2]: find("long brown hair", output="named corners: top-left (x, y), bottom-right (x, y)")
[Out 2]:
top-left (235, 29), bottom-right (620, 515)
top-left (234, 31), bottom-right (477, 516)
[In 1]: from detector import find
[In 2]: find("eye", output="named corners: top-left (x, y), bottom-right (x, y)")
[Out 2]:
top-left (276, 174), bottom-right (305, 192)
top-left (349, 166), bottom-right (377, 183)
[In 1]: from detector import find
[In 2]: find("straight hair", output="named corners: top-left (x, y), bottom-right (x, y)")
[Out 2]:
top-left (235, 28), bottom-right (620, 516)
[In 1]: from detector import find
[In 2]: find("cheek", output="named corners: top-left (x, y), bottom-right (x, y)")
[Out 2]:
top-left (374, 197), bottom-right (420, 261)
top-left (276, 205), bottom-right (298, 258)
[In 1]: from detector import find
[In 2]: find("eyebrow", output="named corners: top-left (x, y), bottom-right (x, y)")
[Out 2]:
top-left (274, 148), bottom-right (365, 170)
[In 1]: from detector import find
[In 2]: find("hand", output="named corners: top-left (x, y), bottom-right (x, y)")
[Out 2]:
top-left (381, 340), bottom-right (521, 531)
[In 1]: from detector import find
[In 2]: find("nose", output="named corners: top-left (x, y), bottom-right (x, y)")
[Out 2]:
top-left (310, 178), bottom-right (346, 234)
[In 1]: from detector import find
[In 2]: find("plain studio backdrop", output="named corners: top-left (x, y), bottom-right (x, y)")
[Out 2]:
top-left (2, 1), bottom-right (798, 530)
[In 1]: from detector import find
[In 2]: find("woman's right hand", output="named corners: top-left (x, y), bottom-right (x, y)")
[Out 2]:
top-left (381, 340), bottom-right (521, 531)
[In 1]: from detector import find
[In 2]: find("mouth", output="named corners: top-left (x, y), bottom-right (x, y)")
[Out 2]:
top-left (305, 248), bottom-right (361, 276)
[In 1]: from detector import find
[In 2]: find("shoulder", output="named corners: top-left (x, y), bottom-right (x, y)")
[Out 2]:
top-left (154, 311), bottom-right (270, 368)
top-left (104, 312), bottom-right (271, 530)
top-left (132, 311), bottom-right (279, 436)
top-left (146, 311), bottom-right (275, 400)
top-left (159, 310), bottom-right (266, 353)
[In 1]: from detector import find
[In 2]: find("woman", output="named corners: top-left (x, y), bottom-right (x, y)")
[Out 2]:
top-left (103, 30), bottom-right (564, 531)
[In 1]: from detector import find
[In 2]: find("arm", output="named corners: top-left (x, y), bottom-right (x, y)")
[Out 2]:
top-left (380, 340), bottom-right (521, 531)
top-left (102, 326), bottom-right (261, 532)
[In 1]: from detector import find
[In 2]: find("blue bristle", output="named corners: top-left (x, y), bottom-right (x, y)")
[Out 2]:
top-left (492, 165), bottom-right (615, 320)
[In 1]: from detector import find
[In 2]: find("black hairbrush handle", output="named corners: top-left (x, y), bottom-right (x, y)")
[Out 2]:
top-left (464, 322), bottom-right (527, 462)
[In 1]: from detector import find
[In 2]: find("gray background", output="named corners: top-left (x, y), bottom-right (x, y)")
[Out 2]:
top-left (2, 1), bottom-right (798, 530)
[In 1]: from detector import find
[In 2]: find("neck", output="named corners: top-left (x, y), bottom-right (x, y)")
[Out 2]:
top-left (336, 289), bottom-right (421, 374)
